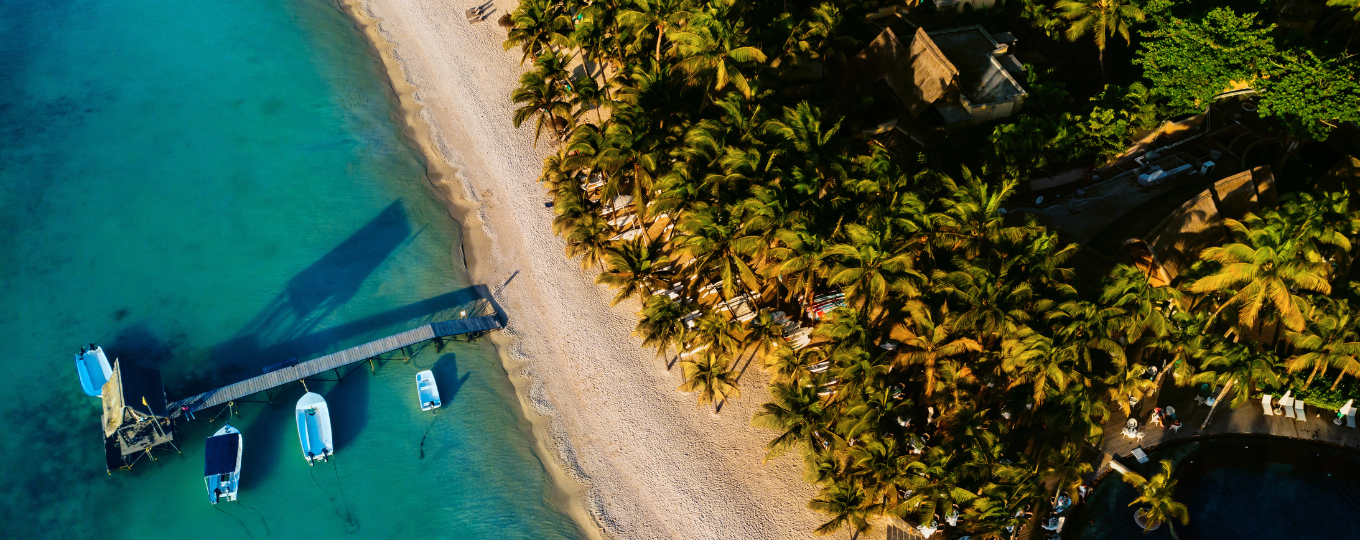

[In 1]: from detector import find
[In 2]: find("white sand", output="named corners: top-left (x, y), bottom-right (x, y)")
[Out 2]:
top-left (340, 0), bottom-right (824, 538)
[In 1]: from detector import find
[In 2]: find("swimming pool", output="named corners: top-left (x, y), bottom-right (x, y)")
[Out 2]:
top-left (1070, 436), bottom-right (1360, 540)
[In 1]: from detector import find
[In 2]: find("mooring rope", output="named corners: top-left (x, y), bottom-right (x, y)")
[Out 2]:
top-left (235, 500), bottom-right (272, 537)
top-left (213, 503), bottom-right (257, 540)
top-left (330, 457), bottom-right (359, 531)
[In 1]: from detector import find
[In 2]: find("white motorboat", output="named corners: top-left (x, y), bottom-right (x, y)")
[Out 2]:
top-left (75, 345), bottom-right (113, 397)
top-left (295, 392), bottom-right (333, 465)
top-left (204, 424), bottom-right (243, 504)
top-left (416, 370), bottom-right (441, 411)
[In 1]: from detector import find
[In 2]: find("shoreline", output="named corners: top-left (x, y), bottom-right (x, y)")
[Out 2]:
top-left (334, 1), bottom-right (605, 536)
top-left (335, 0), bottom-right (824, 537)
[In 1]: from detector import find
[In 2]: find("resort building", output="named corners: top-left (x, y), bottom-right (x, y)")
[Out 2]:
top-left (839, 19), bottom-right (1027, 141)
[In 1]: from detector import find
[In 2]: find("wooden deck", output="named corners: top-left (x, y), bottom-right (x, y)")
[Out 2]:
top-left (168, 316), bottom-right (501, 415)
top-left (1098, 377), bottom-right (1360, 472)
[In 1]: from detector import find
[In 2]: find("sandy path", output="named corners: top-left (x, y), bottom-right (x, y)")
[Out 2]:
top-left (342, 0), bottom-right (823, 538)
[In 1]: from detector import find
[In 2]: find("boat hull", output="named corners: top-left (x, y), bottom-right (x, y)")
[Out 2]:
top-left (204, 424), bottom-right (242, 504)
top-left (295, 392), bottom-right (334, 464)
top-left (416, 370), bottom-right (441, 411)
top-left (75, 347), bottom-right (113, 397)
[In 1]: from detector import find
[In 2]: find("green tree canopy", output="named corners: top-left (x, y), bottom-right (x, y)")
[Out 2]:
top-left (1256, 49), bottom-right (1360, 142)
top-left (1136, 8), bottom-right (1277, 113)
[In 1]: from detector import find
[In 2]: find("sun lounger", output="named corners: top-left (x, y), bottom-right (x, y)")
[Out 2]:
top-left (1261, 394), bottom-right (1273, 416)
top-left (1348, 408), bottom-right (1356, 428)
top-left (1294, 398), bottom-right (1306, 421)
top-left (1131, 448), bottom-right (1149, 464)
top-left (1280, 394), bottom-right (1296, 419)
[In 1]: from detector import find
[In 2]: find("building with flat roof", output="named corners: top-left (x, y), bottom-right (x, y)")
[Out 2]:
top-left (926, 25), bottom-right (1028, 125)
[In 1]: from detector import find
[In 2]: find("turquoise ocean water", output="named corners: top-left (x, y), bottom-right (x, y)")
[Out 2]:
top-left (0, 0), bottom-right (583, 538)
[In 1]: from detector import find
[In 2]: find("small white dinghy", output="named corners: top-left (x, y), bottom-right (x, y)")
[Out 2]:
top-left (75, 345), bottom-right (113, 397)
top-left (204, 424), bottom-right (243, 504)
top-left (295, 392), bottom-right (334, 465)
top-left (416, 370), bottom-right (441, 411)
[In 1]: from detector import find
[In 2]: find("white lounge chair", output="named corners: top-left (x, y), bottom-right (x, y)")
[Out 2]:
top-left (1261, 394), bottom-right (1273, 416)
top-left (1294, 398), bottom-right (1306, 421)
top-left (1131, 447), bottom-right (1149, 464)
top-left (1280, 393), bottom-right (1296, 419)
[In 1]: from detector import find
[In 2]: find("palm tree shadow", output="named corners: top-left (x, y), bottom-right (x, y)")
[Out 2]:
top-left (430, 353), bottom-right (472, 404)
top-left (211, 201), bottom-right (413, 366)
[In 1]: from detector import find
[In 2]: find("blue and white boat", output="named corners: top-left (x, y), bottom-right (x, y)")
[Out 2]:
top-left (416, 370), bottom-right (441, 411)
top-left (296, 392), bottom-right (333, 465)
top-left (204, 424), bottom-right (242, 504)
top-left (75, 345), bottom-right (113, 397)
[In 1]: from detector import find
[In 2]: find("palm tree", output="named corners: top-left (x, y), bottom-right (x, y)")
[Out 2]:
top-left (1100, 263), bottom-right (1180, 344)
top-left (635, 295), bottom-right (689, 364)
top-left (1193, 339), bottom-right (1278, 407)
top-left (512, 68), bottom-right (574, 147)
top-left (934, 258), bottom-right (1033, 345)
top-left (563, 214), bottom-right (614, 270)
top-left (769, 227), bottom-right (833, 303)
top-left (1105, 362), bottom-right (1156, 417)
top-left (808, 479), bottom-right (875, 538)
top-left (1046, 299), bottom-right (1127, 373)
top-left (677, 350), bottom-right (741, 411)
top-left (896, 308), bottom-right (982, 396)
top-left (673, 203), bottom-right (765, 302)
top-left (1056, 0), bottom-right (1146, 79)
top-left (744, 310), bottom-right (787, 362)
top-left (1279, 190), bottom-right (1359, 272)
top-left (752, 381), bottom-right (831, 460)
top-left (618, 0), bottom-right (687, 63)
top-left (688, 310), bottom-right (743, 357)
top-left (764, 102), bottom-right (848, 196)
top-left (776, 3), bottom-right (860, 71)
top-left (1002, 330), bottom-right (1072, 406)
top-left (847, 436), bottom-right (919, 509)
top-left (570, 75), bottom-right (608, 123)
top-left (934, 169), bottom-right (1037, 261)
top-left (1123, 460), bottom-right (1190, 538)
top-left (765, 344), bottom-right (826, 384)
top-left (596, 238), bottom-right (671, 305)
top-left (503, 0), bottom-right (570, 63)
top-left (1284, 298), bottom-right (1360, 389)
top-left (669, 7), bottom-right (768, 99)
top-left (1186, 216), bottom-right (1331, 333)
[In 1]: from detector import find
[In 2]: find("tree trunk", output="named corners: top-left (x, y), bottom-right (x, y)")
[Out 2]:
top-left (654, 27), bottom-right (664, 63)
top-left (1098, 46), bottom-right (1106, 83)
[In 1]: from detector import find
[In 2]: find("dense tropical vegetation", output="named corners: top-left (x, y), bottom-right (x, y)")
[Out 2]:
top-left (503, 0), bottom-right (1360, 536)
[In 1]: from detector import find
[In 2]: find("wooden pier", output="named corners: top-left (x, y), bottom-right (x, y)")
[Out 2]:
top-left (168, 315), bottom-right (501, 416)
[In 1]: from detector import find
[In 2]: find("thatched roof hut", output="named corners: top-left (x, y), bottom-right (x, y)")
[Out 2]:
top-left (847, 21), bottom-right (959, 118)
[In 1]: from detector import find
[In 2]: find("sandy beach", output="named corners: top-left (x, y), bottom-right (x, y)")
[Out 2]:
top-left (340, 0), bottom-right (824, 538)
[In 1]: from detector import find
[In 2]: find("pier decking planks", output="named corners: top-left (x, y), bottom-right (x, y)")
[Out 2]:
top-left (168, 316), bottom-right (500, 415)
